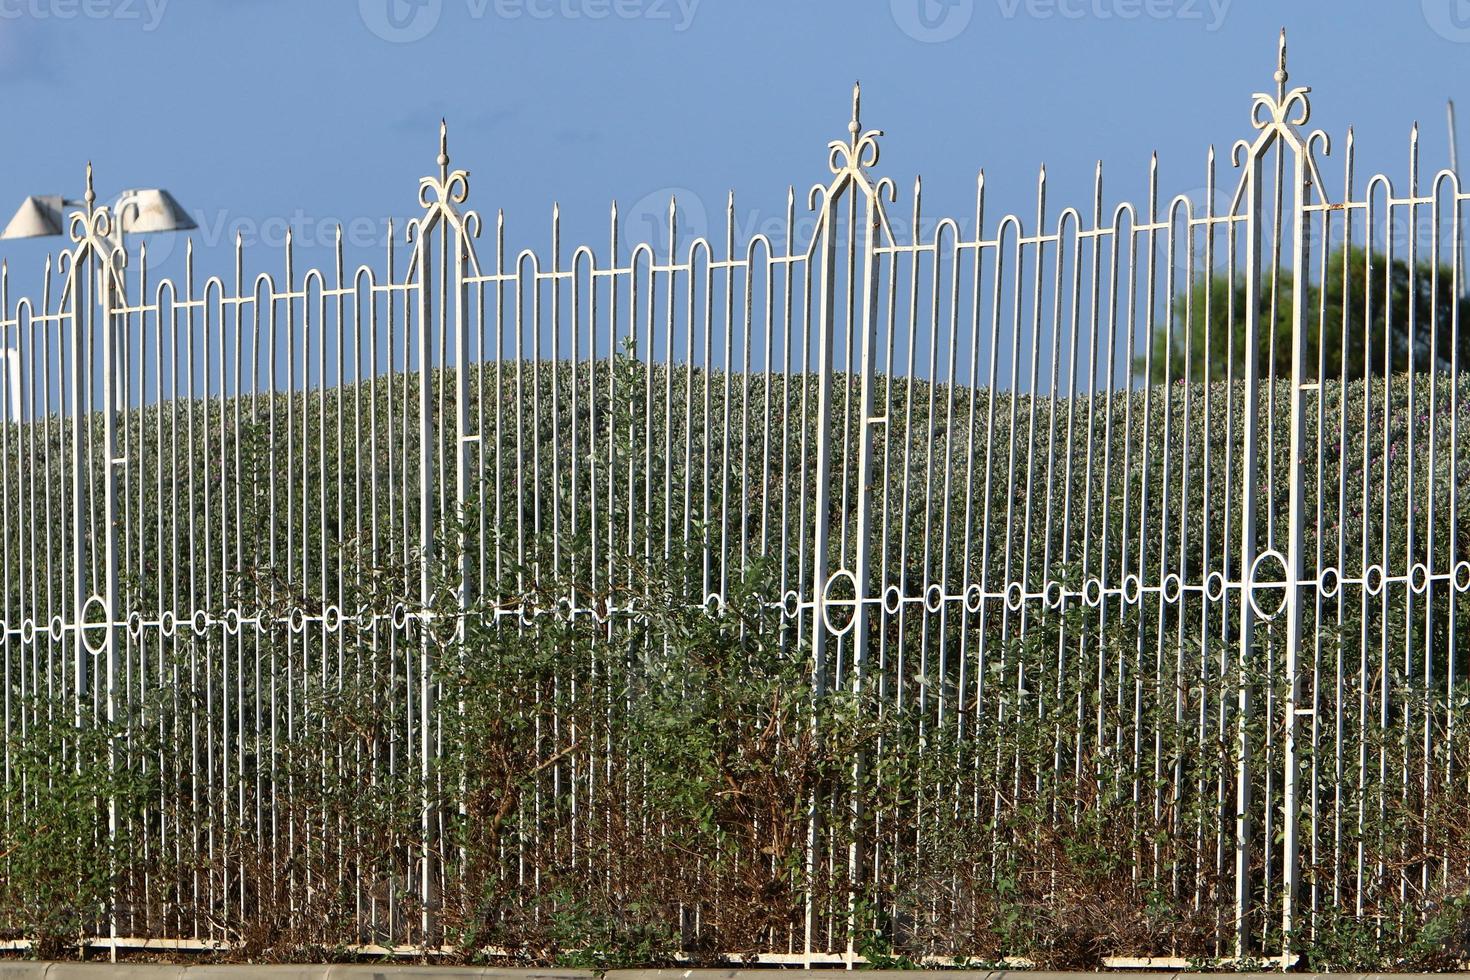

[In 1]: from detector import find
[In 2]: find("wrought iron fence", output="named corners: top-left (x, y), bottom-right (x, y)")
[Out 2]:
top-left (1, 31), bottom-right (1468, 964)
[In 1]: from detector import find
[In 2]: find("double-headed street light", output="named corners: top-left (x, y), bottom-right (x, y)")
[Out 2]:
top-left (1, 185), bottom-right (196, 244)
top-left (0, 177), bottom-right (197, 420)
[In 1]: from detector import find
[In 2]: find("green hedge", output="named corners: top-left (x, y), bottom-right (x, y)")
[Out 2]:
top-left (1, 360), bottom-right (1469, 965)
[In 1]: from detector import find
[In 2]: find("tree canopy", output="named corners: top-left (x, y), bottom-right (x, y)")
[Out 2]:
top-left (1141, 246), bottom-right (1470, 383)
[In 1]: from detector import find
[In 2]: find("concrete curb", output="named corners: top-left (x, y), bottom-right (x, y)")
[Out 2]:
top-left (0, 968), bottom-right (596, 980)
top-left (606, 975), bottom-right (1470, 980)
top-left (0, 969), bottom-right (1465, 980)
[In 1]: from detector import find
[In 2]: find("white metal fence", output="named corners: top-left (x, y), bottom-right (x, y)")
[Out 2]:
top-left (2, 33), bottom-right (1469, 963)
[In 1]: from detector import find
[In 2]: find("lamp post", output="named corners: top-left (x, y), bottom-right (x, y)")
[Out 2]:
top-left (0, 181), bottom-right (196, 419)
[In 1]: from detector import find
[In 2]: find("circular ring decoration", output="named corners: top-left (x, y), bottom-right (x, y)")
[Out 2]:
top-left (159, 610), bottom-right (177, 638)
top-left (80, 595), bottom-right (110, 655)
top-left (1004, 582), bottom-right (1024, 613)
top-left (519, 603), bottom-right (539, 628)
top-left (965, 584), bottom-right (985, 614)
top-left (1364, 564), bottom-right (1386, 597)
top-left (126, 611), bottom-right (144, 639)
top-left (883, 585), bottom-right (903, 616)
top-left (323, 606), bottom-right (342, 634)
top-left (391, 602), bottom-right (409, 631)
top-left (1248, 550), bottom-right (1290, 622)
top-left (1044, 580), bottom-right (1064, 610)
top-left (48, 616), bottom-right (64, 643)
top-left (1410, 563), bottom-right (1431, 595)
top-left (1083, 578), bottom-right (1103, 608)
top-left (1204, 571), bottom-right (1227, 603)
top-left (704, 592), bottom-right (724, 617)
top-left (782, 590), bottom-right (801, 620)
top-left (591, 598), bottom-right (610, 625)
top-left (0, 619), bottom-right (9, 639)
top-left (224, 608), bottom-right (242, 636)
top-left (556, 596), bottom-right (574, 622)
top-left (192, 610), bottom-right (210, 637)
top-left (1456, 560), bottom-right (1470, 593)
top-left (1122, 574), bottom-right (1143, 606)
top-left (1318, 566), bottom-right (1341, 600)
top-left (1161, 573), bottom-right (1184, 605)
top-left (821, 569), bottom-right (860, 637)
top-left (924, 584), bottom-right (945, 614)
top-left (356, 605), bottom-right (376, 634)
top-left (19, 619), bottom-right (34, 644)
top-left (289, 607), bottom-right (307, 634)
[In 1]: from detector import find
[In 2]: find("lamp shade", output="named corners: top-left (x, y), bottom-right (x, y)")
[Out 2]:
top-left (0, 195), bottom-right (66, 240)
top-left (118, 189), bottom-right (196, 234)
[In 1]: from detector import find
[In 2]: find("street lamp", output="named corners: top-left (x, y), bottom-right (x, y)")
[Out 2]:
top-left (1, 186), bottom-right (196, 243)
top-left (0, 178), bottom-right (196, 421)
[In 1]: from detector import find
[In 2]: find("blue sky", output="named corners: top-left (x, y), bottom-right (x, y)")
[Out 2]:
top-left (0, 1), bottom-right (1464, 281)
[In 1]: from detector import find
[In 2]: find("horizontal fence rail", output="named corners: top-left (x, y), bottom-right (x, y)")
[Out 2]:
top-left (2, 34), bottom-right (1469, 966)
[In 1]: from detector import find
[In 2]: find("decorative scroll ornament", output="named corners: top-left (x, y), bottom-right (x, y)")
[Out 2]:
top-left (418, 119), bottom-right (471, 223)
top-left (828, 81), bottom-right (883, 179)
top-left (1230, 29), bottom-right (1331, 199)
top-left (807, 82), bottom-right (898, 251)
top-left (1249, 29), bottom-right (1311, 134)
top-left (408, 119), bottom-right (482, 271)
top-left (64, 162), bottom-right (126, 296)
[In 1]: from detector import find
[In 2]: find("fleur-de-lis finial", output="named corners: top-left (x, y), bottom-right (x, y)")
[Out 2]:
top-left (1275, 27), bottom-right (1288, 104)
top-left (1244, 28), bottom-right (1310, 139)
top-left (826, 80), bottom-right (883, 181)
top-left (417, 117), bottom-right (472, 233)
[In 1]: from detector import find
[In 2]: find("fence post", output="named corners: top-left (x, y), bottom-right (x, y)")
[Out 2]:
top-left (805, 124), bottom-right (838, 969)
top-left (68, 176), bottom-right (91, 741)
top-left (806, 86), bottom-right (888, 964)
top-left (1279, 38), bottom-right (1312, 965)
top-left (1235, 31), bottom-right (1317, 960)
top-left (97, 202), bottom-right (123, 960)
top-left (1234, 70), bottom-right (1268, 966)
top-left (415, 146), bottom-right (438, 945)
top-left (413, 123), bottom-right (474, 946)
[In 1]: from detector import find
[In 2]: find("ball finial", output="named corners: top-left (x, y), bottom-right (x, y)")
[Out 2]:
top-left (1274, 28), bottom-right (1288, 94)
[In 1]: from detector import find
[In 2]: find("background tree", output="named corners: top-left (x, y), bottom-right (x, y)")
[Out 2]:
top-left (1141, 246), bottom-right (1470, 382)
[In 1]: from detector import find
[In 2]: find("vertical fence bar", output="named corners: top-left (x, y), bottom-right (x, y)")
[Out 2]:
top-left (1280, 100), bottom-right (1310, 962)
